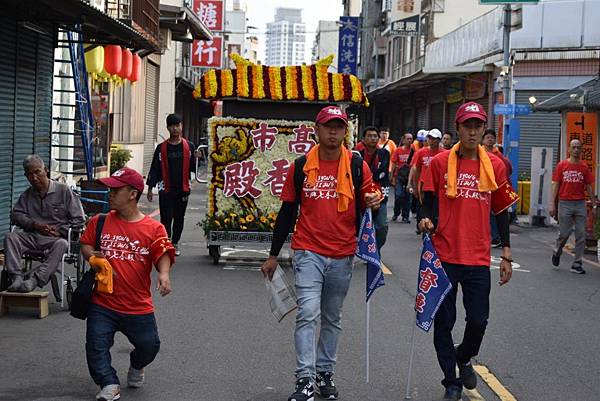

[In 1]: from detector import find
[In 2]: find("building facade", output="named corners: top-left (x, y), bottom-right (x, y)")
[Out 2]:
top-left (266, 8), bottom-right (306, 66)
top-left (312, 21), bottom-right (339, 70)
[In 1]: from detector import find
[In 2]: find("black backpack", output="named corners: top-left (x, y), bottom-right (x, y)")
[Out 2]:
top-left (293, 152), bottom-right (364, 235)
top-left (70, 214), bottom-right (106, 320)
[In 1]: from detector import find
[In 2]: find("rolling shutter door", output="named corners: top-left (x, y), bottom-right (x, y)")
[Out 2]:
top-left (143, 61), bottom-right (159, 176)
top-left (430, 102), bottom-right (444, 131)
top-left (416, 107), bottom-right (426, 130)
top-left (515, 91), bottom-right (562, 176)
top-left (0, 19), bottom-right (17, 238)
top-left (447, 101), bottom-right (460, 136)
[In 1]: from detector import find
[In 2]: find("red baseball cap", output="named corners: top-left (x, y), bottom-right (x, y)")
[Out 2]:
top-left (316, 106), bottom-right (348, 125)
top-left (455, 101), bottom-right (488, 124)
top-left (97, 167), bottom-right (145, 193)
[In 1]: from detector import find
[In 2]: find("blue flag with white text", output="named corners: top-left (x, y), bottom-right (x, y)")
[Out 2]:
top-left (356, 208), bottom-right (384, 302)
top-left (415, 234), bottom-right (452, 332)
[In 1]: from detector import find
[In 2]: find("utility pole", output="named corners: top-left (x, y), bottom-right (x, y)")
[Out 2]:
top-left (502, 4), bottom-right (512, 142)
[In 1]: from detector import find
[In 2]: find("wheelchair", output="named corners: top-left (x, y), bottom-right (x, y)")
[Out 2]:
top-left (0, 226), bottom-right (85, 310)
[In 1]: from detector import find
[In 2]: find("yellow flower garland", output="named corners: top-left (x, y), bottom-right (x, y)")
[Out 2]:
top-left (269, 66), bottom-right (283, 100)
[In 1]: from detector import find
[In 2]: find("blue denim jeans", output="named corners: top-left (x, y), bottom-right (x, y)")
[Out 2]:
top-left (86, 303), bottom-right (161, 387)
top-left (433, 264), bottom-right (490, 389)
top-left (293, 250), bottom-right (353, 380)
top-left (373, 200), bottom-right (389, 250)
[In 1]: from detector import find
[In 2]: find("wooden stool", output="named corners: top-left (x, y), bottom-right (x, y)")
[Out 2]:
top-left (0, 291), bottom-right (49, 318)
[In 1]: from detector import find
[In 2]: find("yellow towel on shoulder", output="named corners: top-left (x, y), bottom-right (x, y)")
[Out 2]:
top-left (90, 255), bottom-right (114, 294)
top-left (446, 142), bottom-right (497, 198)
top-left (303, 144), bottom-right (354, 212)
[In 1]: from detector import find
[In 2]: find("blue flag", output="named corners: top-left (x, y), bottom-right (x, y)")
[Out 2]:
top-left (415, 234), bottom-right (453, 332)
top-left (356, 208), bottom-right (384, 302)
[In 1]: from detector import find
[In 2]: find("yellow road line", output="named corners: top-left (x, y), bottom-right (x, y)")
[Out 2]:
top-left (473, 364), bottom-right (518, 401)
top-left (463, 388), bottom-right (486, 401)
top-left (380, 262), bottom-right (392, 275)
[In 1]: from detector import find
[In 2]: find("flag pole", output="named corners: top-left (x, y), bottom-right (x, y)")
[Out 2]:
top-left (404, 314), bottom-right (418, 400)
top-left (365, 298), bottom-right (370, 383)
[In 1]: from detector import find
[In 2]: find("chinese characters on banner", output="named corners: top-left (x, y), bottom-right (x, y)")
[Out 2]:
top-left (337, 16), bottom-right (359, 75)
top-left (390, 14), bottom-right (420, 36)
top-left (192, 37), bottom-right (223, 67)
top-left (566, 112), bottom-right (597, 190)
top-left (192, 0), bottom-right (223, 68)
top-left (193, 0), bottom-right (223, 30)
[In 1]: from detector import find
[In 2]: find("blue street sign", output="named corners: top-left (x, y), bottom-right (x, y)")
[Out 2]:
top-left (507, 119), bottom-right (520, 189)
top-left (494, 103), bottom-right (532, 116)
top-left (337, 16), bottom-right (359, 75)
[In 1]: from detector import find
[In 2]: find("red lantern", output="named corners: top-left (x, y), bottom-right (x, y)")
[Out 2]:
top-left (130, 54), bottom-right (142, 83)
top-left (120, 48), bottom-right (132, 80)
top-left (104, 45), bottom-right (122, 76)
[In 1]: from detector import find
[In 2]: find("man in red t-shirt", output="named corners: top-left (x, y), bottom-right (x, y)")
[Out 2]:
top-left (408, 129), bottom-right (445, 233)
top-left (80, 167), bottom-right (175, 401)
top-left (391, 133), bottom-right (414, 222)
top-left (261, 106), bottom-right (381, 401)
top-left (419, 102), bottom-right (514, 401)
top-left (549, 139), bottom-right (594, 273)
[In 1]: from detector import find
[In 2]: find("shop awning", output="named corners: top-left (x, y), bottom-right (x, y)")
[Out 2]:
top-left (160, 4), bottom-right (213, 42)
top-left (535, 77), bottom-right (600, 112)
top-left (2, 0), bottom-right (159, 51)
top-left (368, 64), bottom-right (494, 102)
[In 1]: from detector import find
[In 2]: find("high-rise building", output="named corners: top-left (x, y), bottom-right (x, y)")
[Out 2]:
top-left (265, 8), bottom-right (306, 66)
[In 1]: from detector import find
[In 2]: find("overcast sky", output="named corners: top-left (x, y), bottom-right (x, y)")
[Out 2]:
top-left (236, 0), bottom-right (344, 64)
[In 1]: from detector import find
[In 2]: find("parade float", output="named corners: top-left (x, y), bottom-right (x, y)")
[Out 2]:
top-left (193, 54), bottom-right (369, 264)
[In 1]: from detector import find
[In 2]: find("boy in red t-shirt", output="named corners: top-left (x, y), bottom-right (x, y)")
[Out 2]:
top-left (549, 139), bottom-right (594, 273)
top-left (261, 106), bottom-right (381, 401)
top-left (80, 167), bottom-right (175, 401)
top-left (420, 102), bottom-right (515, 401)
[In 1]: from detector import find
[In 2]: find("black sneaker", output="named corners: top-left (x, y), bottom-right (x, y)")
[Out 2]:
top-left (288, 378), bottom-right (314, 401)
top-left (402, 218), bottom-right (411, 224)
top-left (551, 253), bottom-right (560, 267)
top-left (442, 386), bottom-right (462, 401)
top-left (491, 239), bottom-right (502, 248)
top-left (570, 263), bottom-right (586, 274)
top-left (315, 372), bottom-right (338, 400)
top-left (458, 361), bottom-right (477, 390)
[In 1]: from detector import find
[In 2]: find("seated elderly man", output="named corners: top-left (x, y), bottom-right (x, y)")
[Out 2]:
top-left (4, 155), bottom-right (85, 293)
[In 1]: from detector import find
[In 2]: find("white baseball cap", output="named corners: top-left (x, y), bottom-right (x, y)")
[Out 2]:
top-left (416, 129), bottom-right (428, 140)
top-left (427, 128), bottom-right (442, 139)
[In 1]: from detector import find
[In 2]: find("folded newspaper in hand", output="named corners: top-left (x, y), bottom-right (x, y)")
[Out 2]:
top-left (265, 265), bottom-right (297, 322)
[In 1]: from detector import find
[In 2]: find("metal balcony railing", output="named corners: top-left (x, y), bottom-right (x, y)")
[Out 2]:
top-left (105, 0), bottom-right (160, 44)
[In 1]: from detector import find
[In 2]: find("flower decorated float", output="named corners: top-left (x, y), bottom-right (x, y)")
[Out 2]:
top-left (193, 54), bottom-right (369, 264)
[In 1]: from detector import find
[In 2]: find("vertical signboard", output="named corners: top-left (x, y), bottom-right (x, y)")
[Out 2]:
top-left (337, 16), bottom-right (359, 75)
top-left (192, 0), bottom-right (224, 68)
top-left (566, 112), bottom-right (598, 190)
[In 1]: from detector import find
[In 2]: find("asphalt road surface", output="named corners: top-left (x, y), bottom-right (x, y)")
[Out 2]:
top-left (1, 185), bottom-right (599, 401)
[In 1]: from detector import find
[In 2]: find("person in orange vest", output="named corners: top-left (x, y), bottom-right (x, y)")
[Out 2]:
top-left (146, 114), bottom-right (196, 256)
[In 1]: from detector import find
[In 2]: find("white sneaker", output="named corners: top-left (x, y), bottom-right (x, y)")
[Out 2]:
top-left (127, 366), bottom-right (145, 388)
top-left (174, 244), bottom-right (181, 256)
top-left (96, 384), bottom-right (120, 401)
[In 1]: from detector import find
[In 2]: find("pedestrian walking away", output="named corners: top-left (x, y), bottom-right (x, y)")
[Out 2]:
top-left (261, 105), bottom-right (382, 401)
top-left (549, 139), bottom-right (595, 274)
top-left (357, 126), bottom-right (391, 251)
top-left (419, 101), bottom-right (517, 401)
top-left (4, 154), bottom-right (85, 292)
top-left (146, 113), bottom-right (196, 256)
top-left (80, 167), bottom-right (175, 401)
top-left (390, 133), bottom-right (414, 223)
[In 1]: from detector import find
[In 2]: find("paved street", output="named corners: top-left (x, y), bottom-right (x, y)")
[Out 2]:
top-left (1, 184), bottom-right (600, 401)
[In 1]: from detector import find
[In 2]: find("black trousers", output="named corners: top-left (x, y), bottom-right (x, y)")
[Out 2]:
top-left (433, 263), bottom-right (491, 389)
top-left (158, 191), bottom-right (189, 245)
